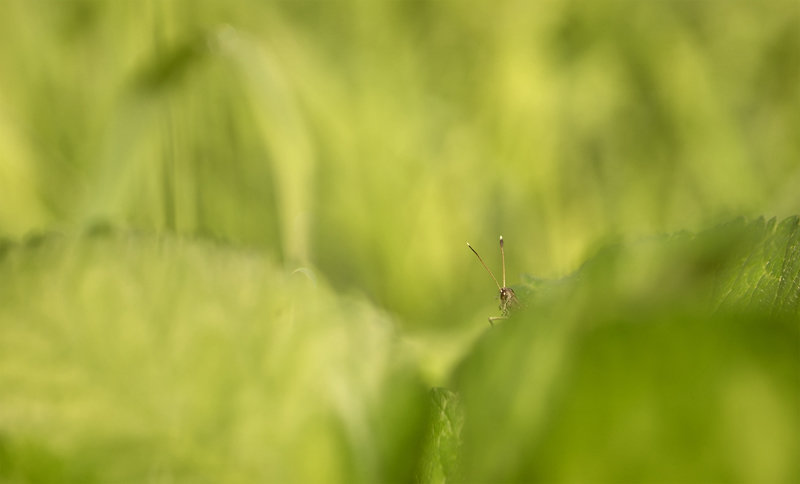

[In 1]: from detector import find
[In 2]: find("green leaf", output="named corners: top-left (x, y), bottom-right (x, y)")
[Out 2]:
top-left (713, 216), bottom-right (800, 314)
top-left (449, 217), bottom-right (800, 482)
top-left (0, 232), bottom-right (428, 483)
top-left (418, 387), bottom-right (464, 484)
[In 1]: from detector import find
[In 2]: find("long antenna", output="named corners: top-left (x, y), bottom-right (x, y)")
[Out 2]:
top-left (500, 235), bottom-right (506, 288)
top-left (467, 242), bottom-right (501, 290)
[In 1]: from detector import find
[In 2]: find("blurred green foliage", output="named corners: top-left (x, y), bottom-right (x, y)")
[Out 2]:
top-left (0, 1), bottom-right (798, 482)
top-left (451, 217), bottom-right (799, 482)
top-left (0, 232), bottom-right (427, 482)
top-left (0, 0), bottom-right (797, 329)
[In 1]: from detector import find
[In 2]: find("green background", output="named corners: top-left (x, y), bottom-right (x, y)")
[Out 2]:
top-left (0, 1), bottom-right (798, 482)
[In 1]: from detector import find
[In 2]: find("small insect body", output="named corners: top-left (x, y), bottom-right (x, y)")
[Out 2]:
top-left (467, 235), bottom-right (519, 326)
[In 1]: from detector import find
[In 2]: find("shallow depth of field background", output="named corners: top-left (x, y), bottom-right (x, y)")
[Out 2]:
top-left (2, 0), bottom-right (797, 329)
top-left (0, 1), bottom-right (798, 482)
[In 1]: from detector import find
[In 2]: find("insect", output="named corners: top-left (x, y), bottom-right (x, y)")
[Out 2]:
top-left (467, 235), bottom-right (519, 326)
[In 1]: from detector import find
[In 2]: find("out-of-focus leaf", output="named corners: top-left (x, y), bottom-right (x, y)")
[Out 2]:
top-left (450, 217), bottom-right (800, 482)
top-left (418, 387), bottom-right (464, 484)
top-left (0, 232), bottom-right (428, 483)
